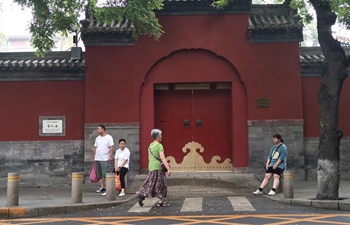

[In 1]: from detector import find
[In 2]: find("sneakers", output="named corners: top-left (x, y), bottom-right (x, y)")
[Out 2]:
top-left (96, 188), bottom-right (106, 193)
top-left (101, 192), bottom-right (125, 196)
top-left (268, 190), bottom-right (276, 196)
top-left (253, 189), bottom-right (263, 195)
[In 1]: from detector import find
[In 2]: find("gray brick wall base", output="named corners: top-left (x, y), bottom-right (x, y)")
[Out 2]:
top-left (5, 123), bottom-right (349, 186)
top-left (233, 167), bottom-right (250, 173)
top-left (248, 119), bottom-right (305, 181)
top-left (84, 123), bottom-right (140, 185)
top-left (304, 137), bottom-right (350, 181)
top-left (0, 140), bottom-right (84, 188)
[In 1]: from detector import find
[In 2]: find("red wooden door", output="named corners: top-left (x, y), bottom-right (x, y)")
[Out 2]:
top-left (154, 83), bottom-right (232, 171)
top-left (154, 88), bottom-right (193, 167)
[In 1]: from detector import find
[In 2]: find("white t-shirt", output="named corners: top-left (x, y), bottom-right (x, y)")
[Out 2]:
top-left (94, 134), bottom-right (114, 161)
top-left (115, 147), bottom-right (130, 169)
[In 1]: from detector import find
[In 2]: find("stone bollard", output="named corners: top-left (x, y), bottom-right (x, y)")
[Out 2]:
top-left (71, 172), bottom-right (83, 204)
top-left (106, 173), bottom-right (116, 201)
top-left (277, 176), bottom-right (283, 193)
top-left (7, 173), bottom-right (20, 206)
top-left (283, 170), bottom-right (294, 198)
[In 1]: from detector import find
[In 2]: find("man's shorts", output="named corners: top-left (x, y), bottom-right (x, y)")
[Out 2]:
top-left (266, 166), bottom-right (284, 176)
top-left (95, 161), bottom-right (109, 179)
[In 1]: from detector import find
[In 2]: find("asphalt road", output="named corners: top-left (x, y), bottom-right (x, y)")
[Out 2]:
top-left (1, 195), bottom-right (350, 224)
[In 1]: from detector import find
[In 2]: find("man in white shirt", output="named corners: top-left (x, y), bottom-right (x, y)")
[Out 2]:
top-left (93, 124), bottom-right (114, 194)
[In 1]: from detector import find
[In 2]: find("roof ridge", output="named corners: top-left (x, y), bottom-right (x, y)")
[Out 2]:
top-left (81, 18), bottom-right (135, 34)
top-left (0, 56), bottom-right (85, 70)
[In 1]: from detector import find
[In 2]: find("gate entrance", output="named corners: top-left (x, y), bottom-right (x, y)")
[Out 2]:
top-left (154, 83), bottom-right (232, 171)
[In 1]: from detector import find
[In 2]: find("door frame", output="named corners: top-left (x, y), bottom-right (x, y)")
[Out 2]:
top-left (139, 49), bottom-right (248, 173)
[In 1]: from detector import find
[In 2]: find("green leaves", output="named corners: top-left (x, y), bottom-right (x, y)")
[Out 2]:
top-left (91, 0), bottom-right (164, 40)
top-left (212, 0), bottom-right (229, 10)
top-left (288, 0), bottom-right (313, 24)
top-left (330, 0), bottom-right (350, 29)
top-left (12, 0), bottom-right (164, 56)
top-left (0, 32), bottom-right (7, 50)
top-left (14, 0), bottom-right (85, 57)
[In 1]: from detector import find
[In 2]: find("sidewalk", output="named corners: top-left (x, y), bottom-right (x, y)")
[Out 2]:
top-left (269, 180), bottom-right (350, 211)
top-left (1, 173), bottom-right (350, 218)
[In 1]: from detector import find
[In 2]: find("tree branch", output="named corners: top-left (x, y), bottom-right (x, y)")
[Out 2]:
top-left (309, 0), bottom-right (348, 81)
top-left (283, 0), bottom-right (292, 6)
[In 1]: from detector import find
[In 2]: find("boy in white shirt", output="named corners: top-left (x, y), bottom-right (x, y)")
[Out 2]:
top-left (115, 138), bottom-right (130, 196)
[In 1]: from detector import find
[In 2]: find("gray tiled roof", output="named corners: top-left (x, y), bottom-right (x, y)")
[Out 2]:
top-left (81, 4), bottom-right (300, 35)
top-left (81, 19), bottom-right (135, 34)
top-left (300, 46), bottom-right (350, 64)
top-left (249, 14), bottom-right (302, 30)
top-left (300, 54), bottom-right (325, 64)
top-left (249, 5), bottom-right (302, 30)
top-left (300, 47), bottom-right (350, 76)
top-left (0, 52), bottom-right (85, 70)
top-left (300, 47), bottom-right (325, 64)
top-left (0, 59), bottom-right (85, 70)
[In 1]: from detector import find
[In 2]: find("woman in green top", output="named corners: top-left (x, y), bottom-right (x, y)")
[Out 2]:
top-left (136, 129), bottom-right (171, 207)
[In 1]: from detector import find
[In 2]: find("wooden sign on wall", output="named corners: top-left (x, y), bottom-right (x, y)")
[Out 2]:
top-left (256, 98), bottom-right (269, 107)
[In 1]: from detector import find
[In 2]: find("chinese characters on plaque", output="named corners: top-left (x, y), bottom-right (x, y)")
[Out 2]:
top-left (39, 116), bottom-right (66, 136)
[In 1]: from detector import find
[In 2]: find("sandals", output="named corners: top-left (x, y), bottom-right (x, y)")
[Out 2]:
top-left (138, 195), bottom-right (145, 207)
top-left (138, 195), bottom-right (170, 208)
top-left (157, 202), bottom-right (170, 207)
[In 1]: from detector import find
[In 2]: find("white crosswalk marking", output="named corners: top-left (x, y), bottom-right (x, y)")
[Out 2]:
top-left (128, 198), bottom-right (159, 213)
top-left (228, 196), bottom-right (256, 211)
top-left (181, 197), bottom-right (203, 212)
top-left (127, 196), bottom-right (256, 213)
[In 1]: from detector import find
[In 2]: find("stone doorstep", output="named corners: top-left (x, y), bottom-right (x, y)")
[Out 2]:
top-left (278, 198), bottom-right (292, 205)
top-left (286, 198), bottom-right (349, 211)
top-left (39, 206), bottom-right (66, 217)
top-left (0, 207), bottom-right (9, 219)
top-left (311, 200), bottom-right (339, 210)
top-left (339, 202), bottom-right (350, 211)
top-left (66, 203), bottom-right (98, 214)
top-left (292, 199), bottom-right (312, 207)
top-left (8, 207), bottom-right (30, 218)
top-left (0, 195), bottom-right (136, 219)
top-left (20, 207), bottom-right (39, 218)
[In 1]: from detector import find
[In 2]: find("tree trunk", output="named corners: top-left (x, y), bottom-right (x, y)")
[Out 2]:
top-left (309, 0), bottom-right (349, 200)
top-left (310, 0), bottom-right (349, 199)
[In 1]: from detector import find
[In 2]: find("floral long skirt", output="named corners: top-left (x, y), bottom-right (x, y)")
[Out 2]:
top-left (136, 170), bottom-right (167, 198)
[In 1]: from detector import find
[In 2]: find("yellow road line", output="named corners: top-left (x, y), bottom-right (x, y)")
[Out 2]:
top-left (203, 215), bottom-right (254, 225)
top-left (264, 214), bottom-right (344, 225)
top-left (1, 214), bottom-right (350, 225)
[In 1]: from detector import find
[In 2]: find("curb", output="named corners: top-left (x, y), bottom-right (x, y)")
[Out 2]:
top-left (273, 196), bottom-right (350, 211)
top-left (0, 195), bottom-right (136, 219)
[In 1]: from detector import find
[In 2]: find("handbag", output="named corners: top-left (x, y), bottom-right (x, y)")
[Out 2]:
top-left (115, 172), bottom-right (121, 190)
top-left (148, 147), bottom-right (170, 172)
top-left (89, 163), bottom-right (99, 183)
top-left (161, 163), bottom-right (168, 172)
